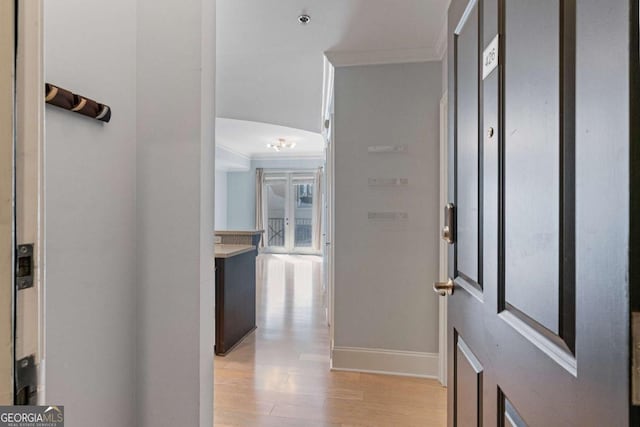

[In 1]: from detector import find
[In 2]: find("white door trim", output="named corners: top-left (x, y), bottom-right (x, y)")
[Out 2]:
top-left (0, 0), bottom-right (16, 405)
top-left (321, 56), bottom-right (336, 357)
top-left (0, 0), bottom-right (43, 404)
top-left (438, 91), bottom-right (449, 387)
top-left (14, 0), bottom-right (45, 403)
top-left (327, 111), bottom-right (335, 351)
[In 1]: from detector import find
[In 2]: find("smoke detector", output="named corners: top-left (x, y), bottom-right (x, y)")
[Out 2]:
top-left (298, 14), bottom-right (311, 25)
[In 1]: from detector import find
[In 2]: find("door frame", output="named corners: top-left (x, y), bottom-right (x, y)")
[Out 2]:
top-left (325, 116), bottom-right (335, 345)
top-left (438, 90), bottom-right (448, 387)
top-left (322, 55), bottom-right (336, 353)
top-left (0, 0), bottom-right (44, 404)
top-left (15, 0), bottom-right (45, 404)
top-left (0, 0), bottom-right (16, 406)
top-left (630, 0), bottom-right (640, 423)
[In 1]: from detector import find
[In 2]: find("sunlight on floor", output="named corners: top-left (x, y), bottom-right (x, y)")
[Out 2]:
top-left (214, 254), bottom-right (446, 426)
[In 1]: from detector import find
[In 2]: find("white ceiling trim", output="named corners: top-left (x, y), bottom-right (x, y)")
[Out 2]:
top-left (216, 144), bottom-right (252, 171)
top-left (251, 152), bottom-right (325, 162)
top-left (435, 20), bottom-right (448, 59)
top-left (216, 143), bottom-right (251, 162)
top-left (325, 47), bottom-right (440, 68)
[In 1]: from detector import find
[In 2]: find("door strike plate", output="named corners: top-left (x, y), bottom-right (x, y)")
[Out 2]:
top-left (16, 244), bottom-right (34, 290)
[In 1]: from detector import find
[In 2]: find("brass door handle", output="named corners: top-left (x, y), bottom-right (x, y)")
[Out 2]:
top-left (433, 279), bottom-right (455, 296)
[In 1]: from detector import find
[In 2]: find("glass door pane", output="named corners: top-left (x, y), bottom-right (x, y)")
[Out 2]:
top-left (292, 180), bottom-right (314, 249)
top-left (265, 179), bottom-right (287, 249)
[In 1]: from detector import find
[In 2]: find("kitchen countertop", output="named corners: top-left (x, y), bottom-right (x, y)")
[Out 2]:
top-left (215, 230), bottom-right (264, 236)
top-left (214, 244), bottom-right (256, 259)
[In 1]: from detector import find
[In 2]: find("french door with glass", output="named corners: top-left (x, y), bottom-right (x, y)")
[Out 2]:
top-left (263, 172), bottom-right (318, 254)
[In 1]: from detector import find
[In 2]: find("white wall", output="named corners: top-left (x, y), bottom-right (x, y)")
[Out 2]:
top-left (215, 170), bottom-right (228, 229)
top-left (44, 0), bottom-right (137, 424)
top-left (136, 0), bottom-right (214, 426)
top-left (44, 1), bottom-right (215, 426)
top-left (332, 61), bottom-right (442, 377)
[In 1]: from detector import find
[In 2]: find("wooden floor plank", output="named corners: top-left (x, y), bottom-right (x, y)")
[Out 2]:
top-left (214, 254), bottom-right (446, 426)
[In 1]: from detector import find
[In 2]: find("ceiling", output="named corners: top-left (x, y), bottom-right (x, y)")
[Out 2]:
top-left (216, 118), bottom-right (324, 158)
top-left (216, 0), bottom-right (449, 155)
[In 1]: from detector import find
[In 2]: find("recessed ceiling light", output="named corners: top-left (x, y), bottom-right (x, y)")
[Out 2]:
top-left (298, 14), bottom-right (311, 25)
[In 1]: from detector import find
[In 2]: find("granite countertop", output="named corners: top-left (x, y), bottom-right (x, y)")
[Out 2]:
top-left (215, 229), bottom-right (264, 236)
top-left (214, 244), bottom-right (256, 259)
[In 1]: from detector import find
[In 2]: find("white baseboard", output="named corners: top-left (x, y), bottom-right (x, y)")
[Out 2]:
top-left (331, 346), bottom-right (439, 379)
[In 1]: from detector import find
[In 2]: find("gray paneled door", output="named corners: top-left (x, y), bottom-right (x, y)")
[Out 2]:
top-left (443, 0), bottom-right (636, 425)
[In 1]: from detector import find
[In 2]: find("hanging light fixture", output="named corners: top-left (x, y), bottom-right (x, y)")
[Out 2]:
top-left (267, 138), bottom-right (296, 152)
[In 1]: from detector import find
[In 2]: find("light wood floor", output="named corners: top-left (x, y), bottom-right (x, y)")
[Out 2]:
top-left (214, 254), bottom-right (447, 427)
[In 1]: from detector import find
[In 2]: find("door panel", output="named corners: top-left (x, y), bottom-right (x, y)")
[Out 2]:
top-left (447, 0), bottom-right (632, 425)
top-left (501, 0), bottom-right (576, 355)
top-left (499, 390), bottom-right (528, 427)
top-left (292, 179), bottom-right (314, 249)
top-left (265, 178), bottom-right (288, 249)
top-left (455, 334), bottom-right (483, 427)
top-left (503, 0), bottom-right (561, 334)
top-left (454, 0), bottom-right (481, 286)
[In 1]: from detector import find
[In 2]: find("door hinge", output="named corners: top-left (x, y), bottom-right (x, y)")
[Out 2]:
top-left (15, 354), bottom-right (38, 405)
top-left (633, 313), bottom-right (640, 405)
top-left (16, 244), bottom-right (34, 290)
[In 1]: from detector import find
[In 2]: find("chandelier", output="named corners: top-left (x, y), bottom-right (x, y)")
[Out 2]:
top-left (267, 138), bottom-right (296, 152)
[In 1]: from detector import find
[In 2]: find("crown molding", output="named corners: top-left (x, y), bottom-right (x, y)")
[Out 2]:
top-left (325, 47), bottom-right (441, 68)
top-left (251, 152), bottom-right (324, 161)
top-left (216, 144), bottom-right (251, 172)
top-left (435, 20), bottom-right (448, 60)
top-left (436, 0), bottom-right (453, 60)
top-left (216, 143), bottom-right (251, 161)
top-left (216, 144), bottom-right (324, 164)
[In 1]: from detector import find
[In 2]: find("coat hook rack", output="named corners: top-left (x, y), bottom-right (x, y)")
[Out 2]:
top-left (45, 83), bottom-right (111, 123)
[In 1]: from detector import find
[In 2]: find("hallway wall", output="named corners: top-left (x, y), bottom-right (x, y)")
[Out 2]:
top-left (136, 0), bottom-right (215, 425)
top-left (333, 61), bottom-right (442, 377)
top-left (44, 0), bottom-right (137, 424)
top-left (44, 1), bottom-right (215, 426)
